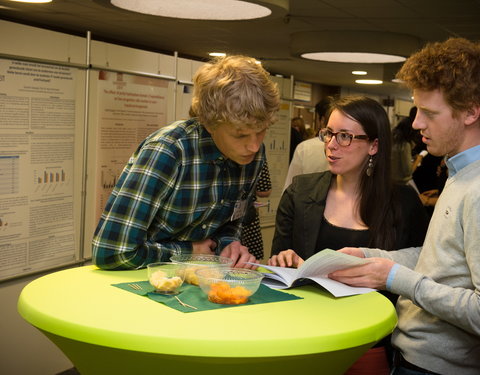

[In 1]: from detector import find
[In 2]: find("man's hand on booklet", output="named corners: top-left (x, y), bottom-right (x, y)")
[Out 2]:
top-left (268, 249), bottom-right (304, 268)
top-left (328, 248), bottom-right (395, 290)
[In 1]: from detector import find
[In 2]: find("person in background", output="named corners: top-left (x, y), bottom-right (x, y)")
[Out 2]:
top-left (304, 125), bottom-right (317, 139)
top-left (329, 37), bottom-right (480, 375)
top-left (411, 141), bottom-right (448, 216)
top-left (412, 151), bottom-right (448, 216)
top-left (289, 116), bottom-right (307, 161)
top-left (269, 96), bottom-right (429, 375)
top-left (391, 107), bottom-right (419, 192)
top-left (240, 161), bottom-right (272, 259)
top-left (417, 157), bottom-right (448, 204)
top-left (92, 55), bottom-right (280, 270)
top-left (283, 97), bottom-right (332, 190)
top-left (291, 116), bottom-right (309, 139)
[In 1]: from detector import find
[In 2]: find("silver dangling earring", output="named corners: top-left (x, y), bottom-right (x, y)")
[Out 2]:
top-left (366, 156), bottom-right (374, 177)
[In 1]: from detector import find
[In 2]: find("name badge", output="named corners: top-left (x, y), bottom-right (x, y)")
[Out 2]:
top-left (230, 199), bottom-right (248, 221)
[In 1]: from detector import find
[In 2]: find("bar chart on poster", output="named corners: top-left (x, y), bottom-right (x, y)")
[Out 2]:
top-left (33, 167), bottom-right (70, 196)
top-left (34, 168), bottom-right (66, 185)
top-left (95, 162), bottom-right (126, 223)
top-left (100, 166), bottom-right (121, 189)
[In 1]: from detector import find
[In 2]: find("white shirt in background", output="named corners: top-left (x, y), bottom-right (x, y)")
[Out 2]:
top-left (283, 137), bottom-right (329, 191)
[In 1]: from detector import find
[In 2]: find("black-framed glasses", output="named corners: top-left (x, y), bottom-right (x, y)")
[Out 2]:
top-left (319, 128), bottom-right (369, 147)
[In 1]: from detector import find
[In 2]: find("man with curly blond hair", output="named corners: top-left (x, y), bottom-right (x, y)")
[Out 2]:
top-left (329, 37), bottom-right (480, 374)
top-left (93, 55), bottom-right (279, 270)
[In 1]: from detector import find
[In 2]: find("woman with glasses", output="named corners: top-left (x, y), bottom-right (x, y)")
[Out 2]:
top-left (268, 95), bottom-right (429, 375)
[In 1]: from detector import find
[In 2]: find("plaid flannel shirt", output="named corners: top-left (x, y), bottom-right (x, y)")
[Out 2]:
top-left (92, 119), bottom-right (264, 270)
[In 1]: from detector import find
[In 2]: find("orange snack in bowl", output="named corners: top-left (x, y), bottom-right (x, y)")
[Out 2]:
top-left (208, 281), bottom-right (251, 305)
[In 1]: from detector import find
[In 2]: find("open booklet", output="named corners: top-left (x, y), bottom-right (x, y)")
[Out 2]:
top-left (250, 249), bottom-right (375, 297)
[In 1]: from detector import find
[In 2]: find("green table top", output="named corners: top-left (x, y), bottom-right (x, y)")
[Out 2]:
top-left (17, 265), bottom-right (397, 358)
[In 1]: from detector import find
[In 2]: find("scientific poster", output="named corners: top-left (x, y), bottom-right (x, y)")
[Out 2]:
top-left (94, 71), bottom-right (170, 224)
top-left (258, 100), bottom-right (291, 226)
top-left (0, 59), bottom-right (77, 280)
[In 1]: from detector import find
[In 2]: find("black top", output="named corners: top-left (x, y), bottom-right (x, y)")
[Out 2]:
top-left (316, 216), bottom-right (370, 252)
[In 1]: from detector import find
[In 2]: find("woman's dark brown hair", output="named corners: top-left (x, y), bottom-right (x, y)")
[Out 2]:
top-left (330, 96), bottom-right (398, 249)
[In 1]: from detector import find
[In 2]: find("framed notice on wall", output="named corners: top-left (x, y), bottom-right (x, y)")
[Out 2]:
top-left (0, 58), bottom-right (81, 281)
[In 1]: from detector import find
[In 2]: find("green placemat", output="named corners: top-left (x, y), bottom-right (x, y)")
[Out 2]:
top-left (112, 281), bottom-right (302, 313)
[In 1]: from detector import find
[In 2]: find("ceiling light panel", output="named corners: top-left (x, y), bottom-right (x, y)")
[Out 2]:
top-left (110, 0), bottom-right (287, 20)
top-left (302, 52), bottom-right (405, 63)
top-left (291, 31), bottom-right (421, 64)
top-left (355, 79), bottom-right (383, 85)
top-left (9, 0), bottom-right (52, 3)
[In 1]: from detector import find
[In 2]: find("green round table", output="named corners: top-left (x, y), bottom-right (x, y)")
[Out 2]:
top-left (18, 265), bottom-right (397, 375)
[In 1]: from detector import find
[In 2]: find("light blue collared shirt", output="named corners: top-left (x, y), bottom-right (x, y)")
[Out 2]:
top-left (445, 144), bottom-right (480, 177)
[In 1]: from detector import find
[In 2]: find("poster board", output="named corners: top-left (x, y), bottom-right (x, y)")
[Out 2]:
top-left (83, 70), bottom-right (175, 258)
top-left (0, 58), bottom-right (85, 281)
top-left (258, 100), bottom-right (291, 226)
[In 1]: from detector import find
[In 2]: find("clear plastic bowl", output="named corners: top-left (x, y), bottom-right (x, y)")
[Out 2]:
top-left (147, 262), bottom-right (186, 295)
top-left (195, 268), bottom-right (263, 305)
top-left (169, 254), bottom-right (234, 285)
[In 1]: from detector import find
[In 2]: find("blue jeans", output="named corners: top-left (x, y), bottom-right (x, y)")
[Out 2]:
top-left (391, 366), bottom-right (436, 375)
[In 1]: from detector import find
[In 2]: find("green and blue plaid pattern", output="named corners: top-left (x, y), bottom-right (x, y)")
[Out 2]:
top-left (92, 119), bottom-right (264, 270)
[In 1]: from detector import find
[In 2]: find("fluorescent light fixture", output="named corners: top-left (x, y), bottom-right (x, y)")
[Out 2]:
top-left (110, 0), bottom-right (288, 20)
top-left (9, 0), bottom-right (52, 2)
top-left (209, 52), bottom-right (226, 57)
top-left (355, 79), bottom-right (383, 85)
top-left (302, 52), bottom-right (405, 64)
top-left (352, 71), bottom-right (368, 75)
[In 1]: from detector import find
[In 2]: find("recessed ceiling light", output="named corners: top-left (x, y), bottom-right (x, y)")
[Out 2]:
top-left (355, 79), bottom-right (383, 85)
top-left (209, 52), bottom-right (226, 57)
top-left (111, 0), bottom-right (276, 20)
top-left (352, 71), bottom-right (367, 75)
top-left (301, 52), bottom-right (406, 64)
